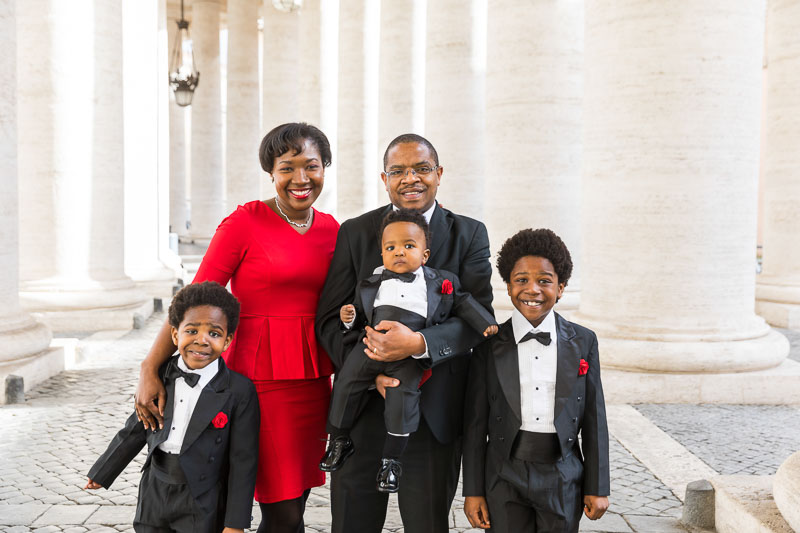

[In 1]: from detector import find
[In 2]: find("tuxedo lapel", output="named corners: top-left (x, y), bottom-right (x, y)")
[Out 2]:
top-left (427, 204), bottom-right (451, 263)
top-left (554, 313), bottom-right (580, 420)
top-left (180, 362), bottom-right (231, 454)
top-left (424, 267), bottom-right (443, 325)
top-left (359, 275), bottom-right (382, 325)
top-left (493, 322), bottom-right (522, 424)
top-left (153, 358), bottom-right (180, 448)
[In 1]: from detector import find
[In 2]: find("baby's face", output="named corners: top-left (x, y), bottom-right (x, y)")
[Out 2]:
top-left (171, 305), bottom-right (233, 370)
top-left (381, 221), bottom-right (430, 274)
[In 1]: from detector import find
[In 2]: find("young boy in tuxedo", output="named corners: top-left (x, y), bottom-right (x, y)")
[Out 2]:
top-left (462, 229), bottom-right (610, 532)
top-left (85, 281), bottom-right (260, 533)
top-left (320, 208), bottom-right (497, 492)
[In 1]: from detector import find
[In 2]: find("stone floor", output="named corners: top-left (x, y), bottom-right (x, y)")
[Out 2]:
top-left (0, 312), bottom-right (797, 533)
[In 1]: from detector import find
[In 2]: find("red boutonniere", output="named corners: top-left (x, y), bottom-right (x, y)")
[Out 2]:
top-left (441, 279), bottom-right (454, 295)
top-left (578, 359), bottom-right (589, 376)
top-left (212, 412), bottom-right (228, 429)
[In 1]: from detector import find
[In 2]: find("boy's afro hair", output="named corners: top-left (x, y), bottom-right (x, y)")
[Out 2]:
top-left (380, 208), bottom-right (431, 250)
top-left (496, 228), bottom-right (573, 286)
top-left (168, 281), bottom-right (241, 334)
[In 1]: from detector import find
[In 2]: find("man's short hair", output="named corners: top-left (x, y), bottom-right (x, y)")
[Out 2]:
top-left (383, 133), bottom-right (439, 169)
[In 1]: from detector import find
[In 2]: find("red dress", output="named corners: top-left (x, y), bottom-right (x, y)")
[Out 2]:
top-left (193, 200), bottom-right (338, 503)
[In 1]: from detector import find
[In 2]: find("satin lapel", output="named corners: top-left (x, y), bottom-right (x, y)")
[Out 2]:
top-left (153, 363), bottom-right (179, 447)
top-left (493, 322), bottom-right (522, 424)
top-left (427, 204), bottom-right (451, 263)
top-left (424, 267), bottom-right (442, 325)
top-left (180, 363), bottom-right (232, 454)
top-left (554, 313), bottom-right (579, 420)
top-left (371, 205), bottom-right (393, 252)
top-left (359, 276), bottom-right (381, 326)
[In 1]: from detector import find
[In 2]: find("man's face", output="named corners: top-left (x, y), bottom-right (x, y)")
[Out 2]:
top-left (381, 142), bottom-right (442, 212)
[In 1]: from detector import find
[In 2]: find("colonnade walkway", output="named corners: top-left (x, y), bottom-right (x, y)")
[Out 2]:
top-left (1, 312), bottom-right (798, 533)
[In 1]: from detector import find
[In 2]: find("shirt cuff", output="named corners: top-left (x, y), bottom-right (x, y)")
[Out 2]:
top-left (412, 332), bottom-right (430, 359)
top-left (342, 319), bottom-right (355, 330)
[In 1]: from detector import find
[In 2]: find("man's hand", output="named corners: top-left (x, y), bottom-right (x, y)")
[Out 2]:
top-left (135, 364), bottom-right (166, 431)
top-left (464, 496), bottom-right (491, 529)
top-left (363, 321), bottom-right (426, 361)
top-left (375, 374), bottom-right (400, 399)
top-left (583, 495), bottom-right (609, 520)
top-left (84, 478), bottom-right (102, 490)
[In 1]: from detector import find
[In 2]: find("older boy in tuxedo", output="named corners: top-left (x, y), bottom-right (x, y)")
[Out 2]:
top-left (463, 229), bottom-right (610, 532)
top-left (86, 282), bottom-right (259, 533)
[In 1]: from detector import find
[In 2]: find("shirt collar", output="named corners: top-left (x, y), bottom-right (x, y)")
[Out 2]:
top-left (177, 355), bottom-right (220, 380)
top-left (512, 307), bottom-right (556, 345)
top-left (392, 201), bottom-right (437, 224)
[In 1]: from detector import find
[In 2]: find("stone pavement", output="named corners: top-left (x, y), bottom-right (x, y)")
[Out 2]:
top-left (1, 311), bottom-right (797, 532)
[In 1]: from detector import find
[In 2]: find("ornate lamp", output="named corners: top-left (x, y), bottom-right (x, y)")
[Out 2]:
top-left (272, 0), bottom-right (303, 12)
top-left (169, 0), bottom-right (200, 107)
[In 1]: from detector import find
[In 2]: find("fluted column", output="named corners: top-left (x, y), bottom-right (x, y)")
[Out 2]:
top-left (426, 0), bottom-right (486, 220)
top-left (575, 1), bottom-right (787, 373)
top-left (298, 0), bottom-right (321, 127)
top-left (226, 0), bottom-right (261, 213)
top-left (336, 0), bottom-right (379, 220)
top-left (262, 2), bottom-right (300, 128)
top-left (0, 0), bottom-right (52, 367)
top-left (756, 0), bottom-right (800, 328)
top-left (189, 0), bottom-right (224, 242)
top-left (17, 0), bottom-right (149, 332)
top-left (167, 10), bottom-right (188, 237)
top-left (377, 0), bottom-right (425, 204)
top-left (485, 0), bottom-right (583, 314)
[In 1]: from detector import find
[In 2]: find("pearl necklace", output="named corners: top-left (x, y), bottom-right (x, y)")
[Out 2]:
top-left (275, 199), bottom-right (312, 228)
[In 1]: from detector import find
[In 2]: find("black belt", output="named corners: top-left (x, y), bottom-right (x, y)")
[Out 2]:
top-left (151, 448), bottom-right (187, 484)
top-left (511, 431), bottom-right (561, 464)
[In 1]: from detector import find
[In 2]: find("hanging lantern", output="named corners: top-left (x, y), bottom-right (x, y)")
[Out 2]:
top-left (168, 0), bottom-right (200, 107)
top-left (272, 0), bottom-right (303, 13)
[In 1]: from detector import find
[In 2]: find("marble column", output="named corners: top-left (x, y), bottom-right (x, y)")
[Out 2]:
top-left (574, 1), bottom-right (787, 372)
top-left (298, 0), bottom-right (321, 127)
top-left (0, 0), bottom-right (53, 384)
top-left (756, 0), bottom-right (800, 328)
top-left (189, 0), bottom-right (224, 242)
top-left (226, 0), bottom-right (261, 213)
top-left (17, 0), bottom-right (150, 332)
top-left (336, 0), bottom-right (379, 220)
top-left (485, 0), bottom-right (583, 314)
top-left (123, 0), bottom-right (178, 297)
top-left (377, 0), bottom-right (426, 205)
top-left (167, 9), bottom-right (189, 237)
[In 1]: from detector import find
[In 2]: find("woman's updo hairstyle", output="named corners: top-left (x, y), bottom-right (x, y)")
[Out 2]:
top-left (259, 122), bottom-right (332, 173)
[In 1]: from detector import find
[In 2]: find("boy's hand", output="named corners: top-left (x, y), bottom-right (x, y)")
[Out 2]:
top-left (340, 304), bottom-right (356, 324)
top-left (222, 528), bottom-right (244, 533)
top-left (483, 324), bottom-right (498, 337)
top-left (583, 495), bottom-right (609, 520)
top-left (84, 478), bottom-right (102, 490)
top-left (464, 496), bottom-right (491, 529)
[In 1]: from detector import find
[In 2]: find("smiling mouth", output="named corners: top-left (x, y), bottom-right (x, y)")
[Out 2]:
top-left (399, 188), bottom-right (424, 199)
top-left (187, 350), bottom-right (212, 358)
top-left (289, 188), bottom-right (312, 199)
top-left (521, 300), bottom-right (544, 308)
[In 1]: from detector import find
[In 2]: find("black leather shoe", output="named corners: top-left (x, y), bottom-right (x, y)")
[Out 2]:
top-left (319, 436), bottom-right (354, 472)
top-left (376, 458), bottom-right (402, 493)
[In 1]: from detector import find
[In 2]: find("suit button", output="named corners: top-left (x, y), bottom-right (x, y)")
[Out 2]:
top-left (200, 474), bottom-right (206, 481)
top-left (499, 436), bottom-right (505, 442)
top-left (573, 418), bottom-right (578, 423)
top-left (496, 416), bottom-right (502, 422)
top-left (209, 456), bottom-right (215, 463)
top-left (216, 437), bottom-right (222, 444)
top-left (568, 438), bottom-right (573, 442)
top-left (577, 396), bottom-right (582, 402)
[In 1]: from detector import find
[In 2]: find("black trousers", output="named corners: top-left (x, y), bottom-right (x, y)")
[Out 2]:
top-left (330, 390), bottom-right (461, 533)
top-left (485, 449), bottom-right (584, 533)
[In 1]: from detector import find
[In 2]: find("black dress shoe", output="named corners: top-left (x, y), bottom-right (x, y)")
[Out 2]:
top-left (376, 458), bottom-right (403, 493)
top-left (319, 436), bottom-right (354, 472)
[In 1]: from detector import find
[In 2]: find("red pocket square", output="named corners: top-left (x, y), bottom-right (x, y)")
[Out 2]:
top-left (578, 359), bottom-right (589, 376)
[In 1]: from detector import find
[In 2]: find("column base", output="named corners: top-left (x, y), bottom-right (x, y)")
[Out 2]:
top-left (774, 451), bottom-right (800, 532)
top-left (0, 316), bottom-right (52, 363)
top-left (756, 300), bottom-right (800, 329)
top-left (710, 475), bottom-right (793, 533)
top-left (0, 346), bottom-right (65, 405)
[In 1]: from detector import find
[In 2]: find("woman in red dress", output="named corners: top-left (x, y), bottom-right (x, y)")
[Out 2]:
top-left (134, 123), bottom-right (338, 532)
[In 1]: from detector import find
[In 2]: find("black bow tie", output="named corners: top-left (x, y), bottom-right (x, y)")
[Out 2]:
top-left (380, 270), bottom-right (416, 283)
top-left (166, 361), bottom-right (201, 388)
top-left (520, 330), bottom-right (551, 346)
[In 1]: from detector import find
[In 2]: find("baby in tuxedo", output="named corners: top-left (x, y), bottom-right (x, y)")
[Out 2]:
top-left (463, 229), bottom-right (610, 532)
top-left (85, 282), bottom-right (260, 533)
top-left (319, 208), bottom-right (497, 493)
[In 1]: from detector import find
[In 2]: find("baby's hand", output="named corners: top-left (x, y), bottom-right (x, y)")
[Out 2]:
top-left (340, 304), bottom-right (356, 324)
top-left (483, 324), bottom-right (499, 337)
top-left (84, 478), bottom-right (102, 490)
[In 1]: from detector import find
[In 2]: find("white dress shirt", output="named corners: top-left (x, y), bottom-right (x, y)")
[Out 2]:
top-left (159, 357), bottom-right (220, 454)
top-left (513, 308), bottom-right (558, 433)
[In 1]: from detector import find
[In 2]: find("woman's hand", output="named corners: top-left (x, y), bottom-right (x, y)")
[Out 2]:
top-left (375, 374), bottom-right (400, 399)
top-left (464, 496), bottom-right (491, 529)
top-left (135, 365), bottom-right (166, 431)
top-left (363, 321), bottom-right (426, 361)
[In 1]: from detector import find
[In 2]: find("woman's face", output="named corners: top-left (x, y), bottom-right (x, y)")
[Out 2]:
top-left (271, 138), bottom-right (325, 213)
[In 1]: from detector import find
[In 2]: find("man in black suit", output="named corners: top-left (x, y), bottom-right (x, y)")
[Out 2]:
top-left (315, 134), bottom-right (493, 532)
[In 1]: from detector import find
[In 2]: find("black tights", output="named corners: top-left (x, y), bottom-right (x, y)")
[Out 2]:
top-left (256, 489), bottom-right (310, 533)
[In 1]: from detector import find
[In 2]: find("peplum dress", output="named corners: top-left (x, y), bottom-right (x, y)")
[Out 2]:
top-left (193, 200), bottom-right (338, 503)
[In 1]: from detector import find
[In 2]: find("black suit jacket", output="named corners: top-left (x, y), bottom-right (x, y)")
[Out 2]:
top-left (88, 356), bottom-right (260, 529)
top-left (316, 203), bottom-right (493, 443)
top-left (463, 314), bottom-right (610, 498)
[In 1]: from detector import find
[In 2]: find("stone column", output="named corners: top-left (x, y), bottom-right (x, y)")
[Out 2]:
top-left (226, 0), bottom-right (261, 213)
top-left (574, 1), bottom-right (787, 373)
top-left (167, 9), bottom-right (189, 237)
top-left (756, 0), bottom-right (800, 328)
top-left (377, 0), bottom-right (426, 205)
top-left (189, 0), bottom-right (224, 242)
top-left (485, 0), bottom-right (583, 314)
top-left (0, 0), bottom-right (53, 393)
top-left (123, 0), bottom-right (178, 297)
top-left (17, 0), bottom-right (150, 332)
top-left (298, 0), bottom-right (321, 127)
top-left (336, 0), bottom-right (379, 220)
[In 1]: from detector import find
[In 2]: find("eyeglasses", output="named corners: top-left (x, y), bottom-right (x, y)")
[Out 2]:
top-left (384, 166), bottom-right (439, 179)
